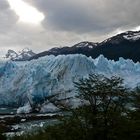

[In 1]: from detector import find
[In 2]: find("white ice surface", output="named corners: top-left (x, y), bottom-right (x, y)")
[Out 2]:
top-left (0, 54), bottom-right (140, 112)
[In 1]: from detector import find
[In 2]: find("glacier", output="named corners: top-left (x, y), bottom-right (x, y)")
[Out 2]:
top-left (0, 54), bottom-right (140, 113)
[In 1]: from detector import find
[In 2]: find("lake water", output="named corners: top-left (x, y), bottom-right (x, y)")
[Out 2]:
top-left (0, 107), bottom-right (61, 138)
top-left (0, 107), bottom-right (17, 115)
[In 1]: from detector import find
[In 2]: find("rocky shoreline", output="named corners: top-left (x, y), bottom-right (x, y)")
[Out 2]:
top-left (0, 113), bottom-right (63, 133)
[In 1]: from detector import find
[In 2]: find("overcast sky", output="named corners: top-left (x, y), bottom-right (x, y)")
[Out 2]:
top-left (0, 0), bottom-right (140, 55)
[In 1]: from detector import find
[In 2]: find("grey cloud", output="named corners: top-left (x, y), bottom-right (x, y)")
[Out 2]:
top-left (0, 0), bottom-right (9, 9)
top-left (24, 0), bottom-right (140, 34)
top-left (0, 0), bottom-right (18, 32)
top-left (0, 0), bottom-right (140, 56)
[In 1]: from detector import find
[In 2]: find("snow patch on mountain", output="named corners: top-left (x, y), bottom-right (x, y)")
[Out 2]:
top-left (123, 31), bottom-right (140, 41)
top-left (74, 42), bottom-right (98, 48)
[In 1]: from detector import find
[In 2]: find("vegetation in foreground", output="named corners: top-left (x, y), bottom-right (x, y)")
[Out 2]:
top-left (1, 74), bottom-right (140, 140)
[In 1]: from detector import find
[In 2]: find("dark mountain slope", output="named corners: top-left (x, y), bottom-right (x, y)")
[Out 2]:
top-left (30, 31), bottom-right (140, 62)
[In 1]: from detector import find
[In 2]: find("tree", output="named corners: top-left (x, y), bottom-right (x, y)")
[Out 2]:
top-left (74, 74), bottom-right (130, 140)
top-left (127, 86), bottom-right (140, 140)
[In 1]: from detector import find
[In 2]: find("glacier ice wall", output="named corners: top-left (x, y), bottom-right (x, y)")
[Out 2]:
top-left (0, 54), bottom-right (140, 107)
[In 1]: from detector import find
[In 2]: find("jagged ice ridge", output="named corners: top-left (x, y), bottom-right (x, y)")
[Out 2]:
top-left (0, 54), bottom-right (140, 112)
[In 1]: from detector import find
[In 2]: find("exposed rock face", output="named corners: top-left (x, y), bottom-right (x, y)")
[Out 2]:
top-left (5, 48), bottom-right (36, 61)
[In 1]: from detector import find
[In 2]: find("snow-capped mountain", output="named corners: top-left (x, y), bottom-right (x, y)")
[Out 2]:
top-left (30, 30), bottom-right (140, 62)
top-left (6, 48), bottom-right (36, 61)
top-left (101, 31), bottom-right (140, 44)
top-left (73, 42), bottom-right (98, 48)
top-left (0, 54), bottom-right (140, 113)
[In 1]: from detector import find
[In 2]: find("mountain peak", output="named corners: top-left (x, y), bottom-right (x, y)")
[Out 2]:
top-left (102, 30), bottom-right (140, 44)
top-left (6, 50), bottom-right (18, 59)
top-left (73, 41), bottom-right (98, 48)
top-left (5, 48), bottom-right (36, 61)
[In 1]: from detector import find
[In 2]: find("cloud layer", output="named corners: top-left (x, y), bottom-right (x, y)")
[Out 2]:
top-left (0, 0), bottom-right (140, 55)
top-left (26, 0), bottom-right (140, 33)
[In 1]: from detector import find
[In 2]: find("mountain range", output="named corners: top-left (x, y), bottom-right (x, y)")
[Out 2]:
top-left (29, 30), bottom-right (140, 62)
